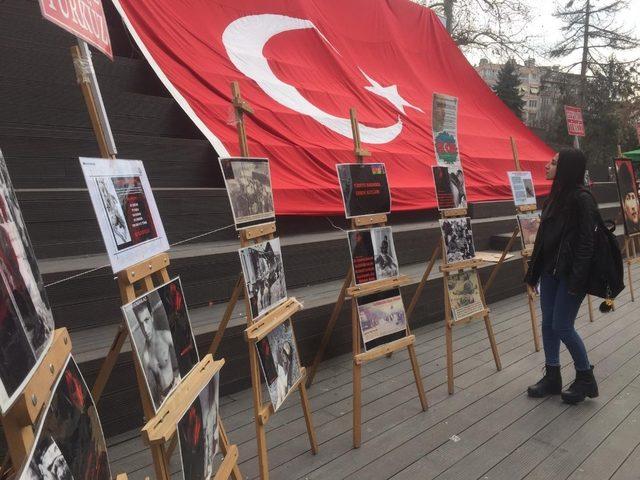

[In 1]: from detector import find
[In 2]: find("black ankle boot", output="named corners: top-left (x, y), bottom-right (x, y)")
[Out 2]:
top-left (527, 365), bottom-right (562, 398)
top-left (561, 366), bottom-right (599, 404)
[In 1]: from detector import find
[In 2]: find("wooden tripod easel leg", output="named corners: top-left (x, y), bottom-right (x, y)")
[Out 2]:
top-left (483, 314), bottom-right (502, 371)
top-left (406, 244), bottom-right (441, 323)
top-left (526, 285), bottom-right (541, 351)
top-left (306, 269), bottom-right (353, 387)
top-left (248, 340), bottom-right (269, 480)
top-left (219, 419), bottom-right (243, 480)
top-left (351, 299), bottom-right (362, 449)
top-left (298, 377), bottom-right (319, 454)
top-left (587, 295), bottom-right (594, 322)
top-left (445, 322), bottom-right (454, 395)
top-left (209, 274), bottom-right (244, 358)
top-left (92, 325), bottom-right (128, 401)
top-left (150, 443), bottom-right (172, 480)
top-left (407, 343), bottom-right (428, 410)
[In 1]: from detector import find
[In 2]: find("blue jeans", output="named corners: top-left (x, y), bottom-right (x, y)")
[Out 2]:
top-left (539, 274), bottom-right (591, 371)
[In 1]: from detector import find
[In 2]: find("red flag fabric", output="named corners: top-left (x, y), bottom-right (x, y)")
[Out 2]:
top-left (112, 0), bottom-right (553, 215)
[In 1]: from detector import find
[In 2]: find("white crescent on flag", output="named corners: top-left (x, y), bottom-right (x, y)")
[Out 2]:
top-left (222, 14), bottom-right (407, 144)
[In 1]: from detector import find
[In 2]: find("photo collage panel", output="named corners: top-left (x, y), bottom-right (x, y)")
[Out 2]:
top-left (446, 270), bottom-right (485, 322)
top-left (440, 217), bottom-right (475, 264)
top-left (507, 171), bottom-right (537, 207)
top-left (348, 226), bottom-right (399, 285)
top-left (432, 165), bottom-right (467, 211)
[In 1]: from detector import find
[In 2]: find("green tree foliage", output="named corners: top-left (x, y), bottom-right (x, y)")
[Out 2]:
top-left (494, 60), bottom-right (526, 119)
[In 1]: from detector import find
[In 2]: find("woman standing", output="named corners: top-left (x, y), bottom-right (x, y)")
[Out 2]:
top-left (525, 148), bottom-right (599, 404)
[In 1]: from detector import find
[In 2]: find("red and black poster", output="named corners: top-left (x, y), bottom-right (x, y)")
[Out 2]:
top-left (336, 163), bottom-right (391, 219)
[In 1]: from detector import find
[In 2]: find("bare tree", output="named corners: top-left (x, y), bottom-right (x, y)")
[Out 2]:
top-left (412, 0), bottom-right (533, 57)
top-left (550, 0), bottom-right (640, 100)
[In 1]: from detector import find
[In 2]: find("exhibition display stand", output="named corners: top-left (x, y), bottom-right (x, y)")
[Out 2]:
top-left (306, 109), bottom-right (427, 448)
top-left (209, 82), bottom-right (318, 480)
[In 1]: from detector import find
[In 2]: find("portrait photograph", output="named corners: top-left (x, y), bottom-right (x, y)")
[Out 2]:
top-left (219, 157), bottom-right (275, 229)
top-left (517, 213), bottom-right (541, 250)
top-left (0, 151), bottom-right (54, 414)
top-left (348, 226), bottom-right (399, 285)
top-left (239, 238), bottom-right (288, 319)
top-left (432, 165), bottom-right (467, 210)
top-left (80, 157), bottom-right (169, 273)
top-left (446, 270), bottom-right (485, 322)
top-left (122, 289), bottom-right (181, 412)
top-left (615, 159), bottom-right (640, 236)
top-left (178, 371), bottom-right (220, 480)
top-left (17, 356), bottom-right (111, 480)
top-left (356, 288), bottom-right (407, 351)
top-left (336, 163), bottom-right (391, 219)
top-left (440, 217), bottom-right (475, 264)
top-left (256, 319), bottom-right (302, 411)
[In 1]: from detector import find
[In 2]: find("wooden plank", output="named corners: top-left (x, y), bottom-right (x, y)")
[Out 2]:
top-left (239, 222), bottom-right (277, 242)
top-left (347, 275), bottom-right (410, 298)
top-left (354, 335), bottom-right (415, 365)
top-left (439, 259), bottom-right (484, 272)
top-left (244, 298), bottom-right (303, 342)
top-left (352, 214), bottom-right (387, 227)
top-left (213, 444), bottom-right (239, 480)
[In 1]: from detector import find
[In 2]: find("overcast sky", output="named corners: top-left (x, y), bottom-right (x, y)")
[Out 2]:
top-left (463, 0), bottom-right (640, 70)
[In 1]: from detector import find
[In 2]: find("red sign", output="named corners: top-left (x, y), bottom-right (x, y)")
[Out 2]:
top-left (564, 105), bottom-right (585, 137)
top-left (39, 0), bottom-right (113, 59)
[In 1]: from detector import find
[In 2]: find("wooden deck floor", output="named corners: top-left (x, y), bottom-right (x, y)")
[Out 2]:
top-left (108, 264), bottom-right (640, 480)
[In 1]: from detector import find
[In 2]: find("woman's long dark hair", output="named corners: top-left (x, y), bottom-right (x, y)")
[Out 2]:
top-left (543, 148), bottom-right (587, 218)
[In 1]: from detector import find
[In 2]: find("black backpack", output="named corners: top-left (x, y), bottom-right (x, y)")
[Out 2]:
top-left (586, 216), bottom-right (624, 299)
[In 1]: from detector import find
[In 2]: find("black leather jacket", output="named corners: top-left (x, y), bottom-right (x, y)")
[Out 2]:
top-left (524, 187), bottom-right (599, 294)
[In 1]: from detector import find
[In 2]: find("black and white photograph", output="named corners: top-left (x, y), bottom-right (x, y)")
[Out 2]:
top-left (122, 288), bottom-right (182, 412)
top-left (336, 163), bottom-right (391, 218)
top-left (256, 319), bottom-right (302, 411)
top-left (507, 171), bottom-right (537, 207)
top-left (440, 217), bottom-right (475, 264)
top-left (356, 288), bottom-right (407, 351)
top-left (17, 356), bottom-right (111, 480)
top-left (348, 226), bottom-right (399, 285)
top-left (446, 270), bottom-right (485, 322)
top-left (432, 165), bottom-right (467, 210)
top-left (177, 370), bottom-right (220, 480)
top-left (219, 157), bottom-right (275, 229)
top-left (0, 151), bottom-right (54, 414)
top-left (239, 237), bottom-right (288, 319)
top-left (80, 157), bottom-right (169, 273)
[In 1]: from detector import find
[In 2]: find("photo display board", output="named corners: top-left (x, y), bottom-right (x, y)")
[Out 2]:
top-left (0, 151), bottom-right (54, 414)
top-left (17, 356), bottom-right (111, 480)
top-left (177, 370), bottom-right (220, 480)
top-left (347, 226), bottom-right (399, 285)
top-left (256, 318), bottom-right (302, 412)
top-left (432, 165), bottom-right (467, 210)
top-left (432, 93), bottom-right (461, 168)
top-left (219, 157), bottom-right (275, 230)
top-left (80, 157), bottom-right (169, 273)
top-left (239, 237), bottom-right (288, 319)
top-left (507, 171), bottom-right (537, 207)
top-left (517, 213), bottom-right (541, 250)
top-left (614, 159), bottom-right (640, 236)
top-left (440, 217), bottom-right (475, 264)
top-left (356, 288), bottom-right (407, 351)
top-left (446, 270), bottom-right (484, 322)
top-left (336, 163), bottom-right (391, 219)
top-left (122, 277), bottom-right (200, 412)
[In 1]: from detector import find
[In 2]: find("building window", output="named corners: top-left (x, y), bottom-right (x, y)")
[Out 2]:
top-left (528, 99), bottom-right (538, 108)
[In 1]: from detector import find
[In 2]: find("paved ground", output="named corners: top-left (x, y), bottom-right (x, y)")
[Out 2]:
top-left (108, 264), bottom-right (640, 480)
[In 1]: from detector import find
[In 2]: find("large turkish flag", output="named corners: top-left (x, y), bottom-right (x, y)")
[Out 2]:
top-left (112, 0), bottom-right (553, 215)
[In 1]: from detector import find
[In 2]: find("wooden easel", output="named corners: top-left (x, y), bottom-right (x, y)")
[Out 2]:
top-left (207, 82), bottom-right (317, 480)
top-left (306, 109), bottom-right (427, 448)
top-left (142, 355), bottom-right (241, 480)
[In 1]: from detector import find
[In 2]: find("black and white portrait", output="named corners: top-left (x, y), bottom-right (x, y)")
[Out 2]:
top-left (123, 290), bottom-right (180, 411)
top-left (440, 217), bottom-right (475, 264)
top-left (239, 238), bottom-right (287, 319)
top-left (0, 151), bottom-right (54, 414)
top-left (372, 227), bottom-right (399, 279)
top-left (356, 288), bottom-right (407, 351)
top-left (178, 371), bottom-right (220, 480)
top-left (96, 177), bottom-right (131, 247)
top-left (220, 157), bottom-right (275, 229)
top-left (432, 166), bottom-right (467, 211)
top-left (22, 435), bottom-right (73, 480)
top-left (256, 319), bottom-right (301, 411)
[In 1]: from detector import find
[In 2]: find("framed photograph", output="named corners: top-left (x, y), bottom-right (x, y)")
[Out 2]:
top-left (517, 213), bottom-right (541, 250)
top-left (80, 157), bottom-right (169, 273)
top-left (219, 157), bottom-right (275, 229)
top-left (336, 163), bottom-right (391, 219)
top-left (446, 270), bottom-right (485, 322)
top-left (614, 159), bottom-right (640, 236)
top-left (440, 217), bottom-right (475, 264)
top-left (507, 171), bottom-right (537, 207)
top-left (239, 237), bottom-right (288, 319)
top-left (17, 356), bottom-right (111, 480)
top-left (348, 226), bottom-right (399, 285)
top-left (177, 370), bottom-right (220, 480)
top-left (356, 288), bottom-right (407, 351)
top-left (0, 151), bottom-right (54, 414)
top-left (256, 319), bottom-right (302, 412)
top-left (122, 277), bottom-right (200, 412)
top-left (432, 93), bottom-right (461, 167)
top-left (432, 165), bottom-right (467, 211)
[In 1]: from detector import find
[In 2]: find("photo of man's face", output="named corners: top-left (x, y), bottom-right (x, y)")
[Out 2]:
top-left (624, 191), bottom-right (639, 225)
top-left (136, 304), bottom-right (154, 342)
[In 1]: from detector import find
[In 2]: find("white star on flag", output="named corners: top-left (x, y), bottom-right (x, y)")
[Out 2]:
top-left (360, 69), bottom-right (424, 115)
